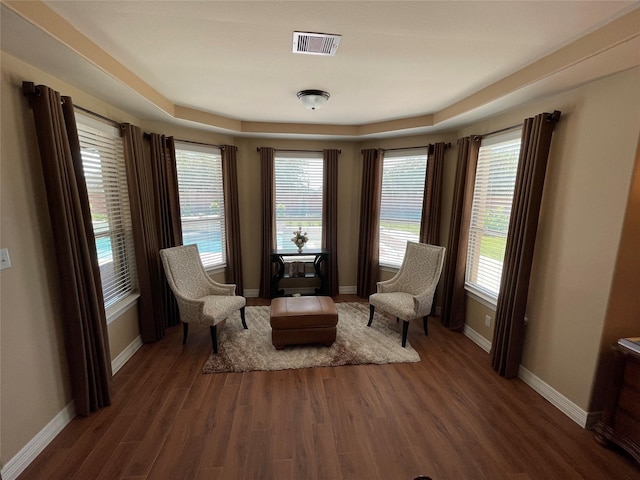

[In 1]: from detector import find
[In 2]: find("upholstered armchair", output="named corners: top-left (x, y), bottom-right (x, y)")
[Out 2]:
top-left (160, 244), bottom-right (247, 353)
top-left (368, 241), bottom-right (445, 347)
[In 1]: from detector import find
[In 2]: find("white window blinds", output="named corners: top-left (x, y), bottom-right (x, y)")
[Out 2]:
top-left (465, 130), bottom-right (522, 301)
top-left (76, 113), bottom-right (137, 310)
top-left (175, 143), bottom-right (227, 269)
top-left (379, 148), bottom-right (428, 268)
top-left (274, 151), bottom-right (324, 252)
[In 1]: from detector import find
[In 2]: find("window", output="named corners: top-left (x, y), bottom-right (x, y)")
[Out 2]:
top-left (465, 130), bottom-right (522, 301)
top-left (76, 113), bottom-right (137, 310)
top-left (379, 148), bottom-right (428, 268)
top-left (175, 143), bottom-right (227, 269)
top-left (274, 151), bottom-right (324, 252)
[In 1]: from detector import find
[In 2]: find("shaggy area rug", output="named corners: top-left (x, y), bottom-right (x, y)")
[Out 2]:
top-left (203, 302), bottom-right (420, 373)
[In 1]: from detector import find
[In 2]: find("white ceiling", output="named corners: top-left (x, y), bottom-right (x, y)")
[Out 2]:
top-left (2, 1), bottom-right (639, 139)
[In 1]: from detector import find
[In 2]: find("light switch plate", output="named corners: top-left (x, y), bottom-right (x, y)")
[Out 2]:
top-left (0, 248), bottom-right (11, 270)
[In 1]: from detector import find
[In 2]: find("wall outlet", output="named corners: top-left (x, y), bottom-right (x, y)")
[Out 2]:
top-left (0, 248), bottom-right (11, 270)
top-left (485, 315), bottom-right (491, 327)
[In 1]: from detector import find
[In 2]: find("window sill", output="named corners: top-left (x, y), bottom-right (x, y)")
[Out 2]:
top-left (379, 264), bottom-right (400, 273)
top-left (205, 264), bottom-right (227, 276)
top-left (105, 292), bottom-right (140, 325)
top-left (464, 284), bottom-right (497, 311)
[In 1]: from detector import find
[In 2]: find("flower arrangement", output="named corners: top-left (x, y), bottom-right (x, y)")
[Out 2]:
top-left (291, 227), bottom-right (309, 252)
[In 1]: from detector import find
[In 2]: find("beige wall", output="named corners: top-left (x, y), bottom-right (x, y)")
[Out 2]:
top-left (2, 46), bottom-right (639, 470)
top-left (458, 67), bottom-right (640, 410)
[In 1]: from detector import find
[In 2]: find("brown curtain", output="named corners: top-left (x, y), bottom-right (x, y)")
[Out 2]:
top-left (121, 124), bottom-right (166, 342)
top-left (23, 82), bottom-right (112, 416)
top-left (356, 149), bottom-right (383, 298)
top-left (420, 142), bottom-right (446, 245)
top-left (258, 147), bottom-right (275, 298)
top-left (149, 134), bottom-right (182, 328)
top-left (322, 149), bottom-right (340, 296)
top-left (492, 111), bottom-right (561, 378)
top-left (441, 136), bottom-right (481, 330)
top-left (222, 145), bottom-right (244, 295)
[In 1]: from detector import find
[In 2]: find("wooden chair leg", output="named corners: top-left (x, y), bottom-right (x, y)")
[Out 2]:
top-left (367, 304), bottom-right (375, 326)
top-left (210, 325), bottom-right (218, 354)
top-left (240, 306), bottom-right (247, 329)
top-left (401, 320), bottom-right (409, 347)
top-left (182, 322), bottom-right (189, 345)
top-left (423, 315), bottom-right (429, 336)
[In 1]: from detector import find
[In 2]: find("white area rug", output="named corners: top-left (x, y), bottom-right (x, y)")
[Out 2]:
top-left (203, 302), bottom-right (420, 373)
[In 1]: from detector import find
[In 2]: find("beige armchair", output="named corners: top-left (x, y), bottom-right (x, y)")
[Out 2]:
top-left (160, 244), bottom-right (246, 353)
top-left (369, 241), bottom-right (445, 347)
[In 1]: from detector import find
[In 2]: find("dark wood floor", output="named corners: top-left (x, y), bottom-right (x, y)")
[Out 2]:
top-left (18, 295), bottom-right (640, 479)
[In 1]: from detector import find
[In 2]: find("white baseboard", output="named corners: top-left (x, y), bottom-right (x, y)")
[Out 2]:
top-left (463, 324), bottom-right (492, 353)
top-left (518, 365), bottom-right (590, 428)
top-left (2, 336), bottom-right (143, 479)
top-left (463, 325), bottom-right (590, 428)
top-left (1, 401), bottom-right (76, 480)
top-left (339, 285), bottom-right (357, 295)
top-left (111, 335), bottom-right (143, 374)
top-left (243, 288), bottom-right (259, 298)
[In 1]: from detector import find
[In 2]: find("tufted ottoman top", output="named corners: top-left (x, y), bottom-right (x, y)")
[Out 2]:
top-left (270, 296), bottom-right (338, 329)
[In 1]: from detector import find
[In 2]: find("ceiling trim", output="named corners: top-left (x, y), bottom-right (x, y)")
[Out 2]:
top-left (5, 1), bottom-right (640, 138)
top-left (434, 6), bottom-right (640, 126)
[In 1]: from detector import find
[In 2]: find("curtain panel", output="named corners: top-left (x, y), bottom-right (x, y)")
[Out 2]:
top-left (356, 149), bottom-right (383, 298)
top-left (222, 145), bottom-right (244, 295)
top-left (23, 82), bottom-right (112, 416)
top-left (420, 142), bottom-right (446, 245)
top-left (258, 147), bottom-right (275, 298)
top-left (121, 124), bottom-right (167, 342)
top-left (441, 137), bottom-right (481, 330)
top-left (492, 111), bottom-right (561, 378)
top-left (322, 149), bottom-right (340, 296)
top-left (149, 134), bottom-right (182, 329)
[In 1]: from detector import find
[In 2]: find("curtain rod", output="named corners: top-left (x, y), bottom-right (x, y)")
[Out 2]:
top-left (257, 147), bottom-right (341, 154)
top-left (381, 143), bottom-right (451, 152)
top-left (476, 123), bottom-right (524, 140)
top-left (174, 138), bottom-right (225, 149)
top-left (361, 142), bottom-right (451, 154)
top-left (74, 104), bottom-right (121, 128)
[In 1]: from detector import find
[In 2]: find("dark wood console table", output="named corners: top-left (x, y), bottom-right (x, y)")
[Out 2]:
top-left (270, 249), bottom-right (330, 298)
top-left (594, 342), bottom-right (640, 463)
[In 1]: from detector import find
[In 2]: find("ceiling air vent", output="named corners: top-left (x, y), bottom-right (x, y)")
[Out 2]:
top-left (292, 31), bottom-right (341, 56)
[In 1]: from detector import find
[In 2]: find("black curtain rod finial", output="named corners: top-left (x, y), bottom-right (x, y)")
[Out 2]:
top-left (547, 110), bottom-right (562, 123)
top-left (22, 81), bottom-right (40, 97)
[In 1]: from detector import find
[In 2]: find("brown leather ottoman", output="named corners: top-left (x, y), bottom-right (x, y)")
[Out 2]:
top-left (270, 296), bottom-right (338, 349)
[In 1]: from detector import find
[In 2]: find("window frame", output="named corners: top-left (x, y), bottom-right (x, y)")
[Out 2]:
top-left (174, 142), bottom-right (227, 271)
top-left (273, 150), bottom-right (324, 253)
top-left (464, 129), bottom-right (522, 304)
top-left (75, 112), bottom-right (138, 320)
top-left (378, 148), bottom-right (428, 269)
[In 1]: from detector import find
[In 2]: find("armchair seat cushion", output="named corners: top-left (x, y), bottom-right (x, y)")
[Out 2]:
top-left (369, 292), bottom-right (416, 320)
top-left (203, 295), bottom-right (247, 325)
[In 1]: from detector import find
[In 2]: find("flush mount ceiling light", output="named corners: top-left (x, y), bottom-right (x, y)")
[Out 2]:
top-left (297, 90), bottom-right (330, 110)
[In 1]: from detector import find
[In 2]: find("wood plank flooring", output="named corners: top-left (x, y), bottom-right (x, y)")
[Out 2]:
top-left (17, 295), bottom-right (640, 479)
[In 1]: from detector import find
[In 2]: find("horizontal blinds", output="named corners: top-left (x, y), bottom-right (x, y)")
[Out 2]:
top-left (465, 130), bottom-right (521, 298)
top-left (274, 151), bottom-right (324, 251)
top-left (175, 143), bottom-right (226, 268)
top-left (379, 149), bottom-right (428, 268)
top-left (76, 113), bottom-right (137, 309)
